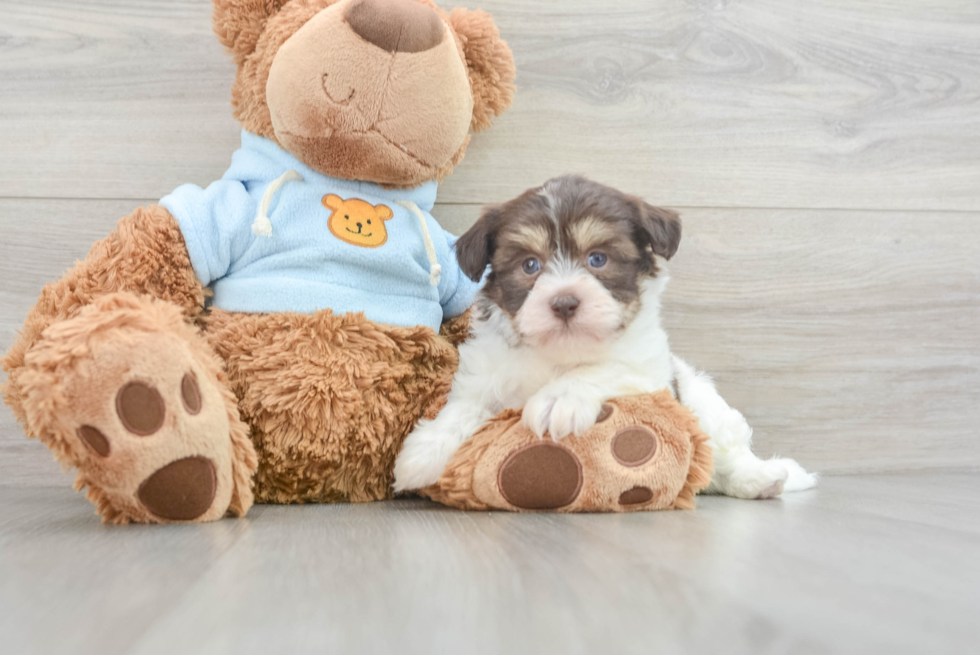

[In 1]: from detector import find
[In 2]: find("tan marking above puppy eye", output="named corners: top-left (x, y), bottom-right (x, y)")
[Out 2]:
top-left (569, 216), bottom-right (618, 252)
top-left (506, 224), bottom-right (551, 254)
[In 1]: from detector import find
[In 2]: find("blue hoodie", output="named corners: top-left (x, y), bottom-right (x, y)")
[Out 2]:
top-left (160, 131), bottom-right (479, 332)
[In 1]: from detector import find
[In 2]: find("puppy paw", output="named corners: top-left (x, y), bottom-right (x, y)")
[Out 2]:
top-left (393, 422), bottom-right (459, 492)
top-left (723, 459), bottom-right (790, 499)
top-left (522, 392), bottom-right (558, 438)
top-left (779, 457), bottom-right (819, 492)
top-left (523, 383), bottom-right (604, 440)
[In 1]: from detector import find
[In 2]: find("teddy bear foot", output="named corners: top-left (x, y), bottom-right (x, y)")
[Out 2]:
top-left (16, 293), bottom-right (256, 523)
top-left (424, 391), bottom-right (714, 513)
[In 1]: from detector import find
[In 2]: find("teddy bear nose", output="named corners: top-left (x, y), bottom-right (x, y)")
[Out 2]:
top-left (345, 0), bottom-right (445, 53)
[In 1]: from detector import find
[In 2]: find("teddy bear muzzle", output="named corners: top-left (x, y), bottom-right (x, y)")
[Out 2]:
top-left (265, 0), bottom-right (473, 186)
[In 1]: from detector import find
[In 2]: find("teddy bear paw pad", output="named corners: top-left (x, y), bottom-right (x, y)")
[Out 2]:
top-left (497, 442), bottom-right (583, 510)
top-left (71, 358), bottom-right (233, 522)
top-left (138, 456), bottom-right (217, 521)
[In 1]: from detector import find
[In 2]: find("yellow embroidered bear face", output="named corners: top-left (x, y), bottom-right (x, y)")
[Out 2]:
top-left (322, 194), bottom-right (394, 248)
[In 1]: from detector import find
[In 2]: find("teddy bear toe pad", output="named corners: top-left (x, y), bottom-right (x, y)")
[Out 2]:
top-left (115, 381), bottom-right (167, 436)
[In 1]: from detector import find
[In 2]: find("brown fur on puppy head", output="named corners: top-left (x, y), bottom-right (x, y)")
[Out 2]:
top-left (212, 0), bottom-right (516, 188)
top-left (456, 175), bottom-right (681, 346)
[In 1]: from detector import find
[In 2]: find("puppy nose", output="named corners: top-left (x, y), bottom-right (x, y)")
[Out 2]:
top-left (551, 296), bottom-right (580, 320)
top-left (345, 0), bottom-right (445, 53)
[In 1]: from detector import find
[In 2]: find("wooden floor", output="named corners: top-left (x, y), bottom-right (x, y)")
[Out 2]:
top-left (2, 471), bottom-right (978, 655)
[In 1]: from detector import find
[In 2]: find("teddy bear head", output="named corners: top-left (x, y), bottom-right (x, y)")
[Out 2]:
top-left (213, 0), bottom-right (516, 188)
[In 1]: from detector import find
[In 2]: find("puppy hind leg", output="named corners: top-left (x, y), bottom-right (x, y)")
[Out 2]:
top-left (671, 356), bottom-right (818, 499)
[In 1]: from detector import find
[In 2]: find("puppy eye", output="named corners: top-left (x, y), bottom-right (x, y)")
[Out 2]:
top-left (522, 258), bottom-right (541, 275)
top-left (588, 252), bottom-right (608, 268)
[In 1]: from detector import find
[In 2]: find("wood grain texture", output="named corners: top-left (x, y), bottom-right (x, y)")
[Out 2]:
top-left (1, 1), bottom-right (979, 209)
top-left (2, 473), bottom-right (979, 655)
top-left (3, 199), bottom-right (978, 485)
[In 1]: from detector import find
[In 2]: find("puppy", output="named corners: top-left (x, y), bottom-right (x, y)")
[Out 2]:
top-left (393, 175), bottom-right (817, 499)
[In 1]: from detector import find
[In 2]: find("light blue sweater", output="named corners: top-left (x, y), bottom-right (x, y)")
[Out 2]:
top-left (160, 131), bottom-right (479, 332)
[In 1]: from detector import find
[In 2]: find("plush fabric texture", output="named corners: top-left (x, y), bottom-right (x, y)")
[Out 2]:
top-left (160, 131), bottom-right (479, 330)
top-left (1, 203), bottom-right (470, 516)
top-left (205, 307), bottom-right (469, 503)
top-left (13, 293), bottom-right (256, 524)
top-left (227, 0), bottom-right (513, 187)
top-left (1, 204), bottom-right (206, 433)
top-left (2, 0), bottom-right (514, 522)
top-left (448, 7), bottom-right (516, 133)
top-left (423, 391), bottom-right (714, 513)
top-left (345, 0), bottom-right (445, 53)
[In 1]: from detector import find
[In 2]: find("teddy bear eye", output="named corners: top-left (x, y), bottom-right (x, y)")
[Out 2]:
top-left (345, 215), bottom-right (349, 219)
top-left (367, 220), bottom-right (372, 225)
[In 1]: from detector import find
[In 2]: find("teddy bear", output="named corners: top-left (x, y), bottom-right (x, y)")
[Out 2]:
top-left (0, 0), bottom-right (516, 523)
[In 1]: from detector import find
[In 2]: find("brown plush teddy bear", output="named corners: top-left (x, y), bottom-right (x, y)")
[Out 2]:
top-left (1, 0), bottom-right (515, 523)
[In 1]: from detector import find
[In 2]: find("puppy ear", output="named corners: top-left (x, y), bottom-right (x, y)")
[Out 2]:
top-left (449, 8), bottom-right (517, 132)
top-left (455, 206), bottom-right (504, 281)
top-left (630, 199), bottom-right (681, 260)
top-left (212, 0), bottom-right (293, 65)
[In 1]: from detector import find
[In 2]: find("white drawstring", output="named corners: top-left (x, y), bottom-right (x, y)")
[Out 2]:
top-left (396, 200), bottom-right (441, 287)
top-left (252, 169), bottom-right (303, 237)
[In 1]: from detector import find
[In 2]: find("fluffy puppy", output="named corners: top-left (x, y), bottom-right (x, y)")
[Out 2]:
top-left (393, 175), bottom-right (817, 498)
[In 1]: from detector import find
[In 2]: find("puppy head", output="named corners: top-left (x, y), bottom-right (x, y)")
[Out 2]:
top-left (456, 175), bottom-right (681, 349)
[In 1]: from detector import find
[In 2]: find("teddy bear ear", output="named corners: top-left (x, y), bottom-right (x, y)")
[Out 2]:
top-left (212, 0), bottom-right (293, 65)
top-left (449, 8), bottom-right (516, 133)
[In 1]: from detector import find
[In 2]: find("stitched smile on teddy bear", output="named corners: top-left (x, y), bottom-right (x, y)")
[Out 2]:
top-left (322, 194), bottom-right (394, 248)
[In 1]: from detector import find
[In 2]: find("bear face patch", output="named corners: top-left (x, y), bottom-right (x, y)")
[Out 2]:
top-left (322, 194), bottom-right (394, 248)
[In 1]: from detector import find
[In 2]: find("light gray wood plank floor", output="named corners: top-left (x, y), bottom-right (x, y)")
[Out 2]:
top-left (2, 472), bottom-right (978, 655)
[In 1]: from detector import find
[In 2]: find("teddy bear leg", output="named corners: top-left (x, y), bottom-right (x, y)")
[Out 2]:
top-left (429, 392), bottom-right (714, 512)
top-left (14, 292), bottom-right (257, 523)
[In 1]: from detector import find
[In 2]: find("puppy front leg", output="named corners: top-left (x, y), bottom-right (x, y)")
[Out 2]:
top-left (672, 356), bottom-right (818, 499)
top-left (393, 395), bottom-right (495, 492)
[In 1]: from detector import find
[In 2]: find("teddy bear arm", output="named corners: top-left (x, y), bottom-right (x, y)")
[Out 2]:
top-left (1, 204), bottom-right (206, 428)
